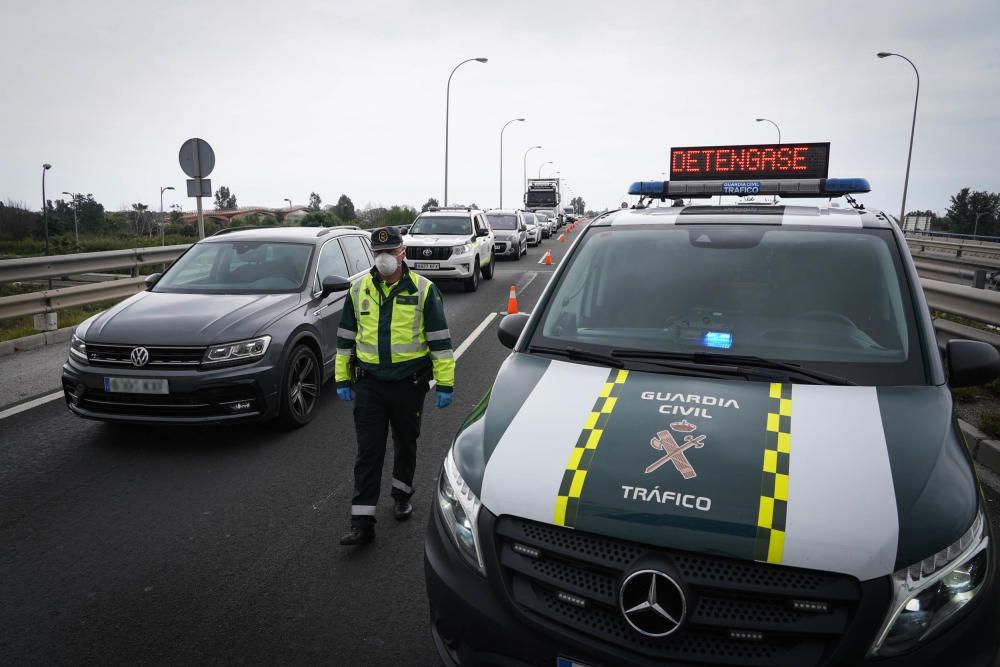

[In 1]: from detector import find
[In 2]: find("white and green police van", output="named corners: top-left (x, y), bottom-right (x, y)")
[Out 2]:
top-left (425, 143), bottom-right (1000, 667)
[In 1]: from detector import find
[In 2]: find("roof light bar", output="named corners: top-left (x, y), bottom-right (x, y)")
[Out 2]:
top-left (627, 178), bottom-right (870, 199)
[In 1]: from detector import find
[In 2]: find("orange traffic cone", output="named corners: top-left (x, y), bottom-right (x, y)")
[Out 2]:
top-left (559, 233), bottom-right (566, 243)
top-left (507, 285), bottom-right (519, 314)
top-left (544, 250), bottom-right (552, 266)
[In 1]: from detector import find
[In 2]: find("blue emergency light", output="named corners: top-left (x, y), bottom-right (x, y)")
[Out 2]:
top-left (627, 177), bottom-right (870, 199)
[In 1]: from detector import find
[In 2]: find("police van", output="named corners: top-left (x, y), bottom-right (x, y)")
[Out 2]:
top-left (425, 143), bottom-right (1000, 666)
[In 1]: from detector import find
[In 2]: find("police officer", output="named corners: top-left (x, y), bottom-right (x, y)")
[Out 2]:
top-left (334, 226), bottom-right (455, 546)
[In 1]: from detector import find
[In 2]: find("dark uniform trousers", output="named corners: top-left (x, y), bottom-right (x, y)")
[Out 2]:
top-left (351, 372), bottom-right (430, 527)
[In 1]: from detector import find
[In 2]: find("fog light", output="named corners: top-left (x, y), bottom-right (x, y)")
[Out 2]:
top-left (221, 399), bottom-right (255, 413)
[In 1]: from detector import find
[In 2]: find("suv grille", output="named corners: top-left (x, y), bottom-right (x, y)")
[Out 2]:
top-left (406, 246), bottom-right (453, 261)
top-left (496, 518), bottom-right (862, 666)
top-left (87, 344), bottom-right (205, 367)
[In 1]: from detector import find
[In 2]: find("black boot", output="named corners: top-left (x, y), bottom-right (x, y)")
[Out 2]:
top-left (393, 499), bottom-right (414, 521)
top-left (340, 525), bottom-right (375, 546)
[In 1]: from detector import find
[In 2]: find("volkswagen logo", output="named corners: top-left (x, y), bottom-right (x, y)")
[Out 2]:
top-left (130, 347), bottom-right (150, 367)
top-left (619, 569), bottom-right (686, 637)
top-left (422, 248), bottom-right (433, 257)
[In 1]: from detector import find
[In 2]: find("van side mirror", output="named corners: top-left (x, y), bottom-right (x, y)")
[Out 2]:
top-left (145, 273), bottom-right (161, 289)
top-left (498, 313), bottom-right (530, 349)
top-left (947, 340), bottom-right (1000, 388)
top-left (321, 275), bottom-right (351, 298)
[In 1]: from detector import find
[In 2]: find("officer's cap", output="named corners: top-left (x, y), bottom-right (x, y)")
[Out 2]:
top-left (370, 226), bottom-right (403, 251)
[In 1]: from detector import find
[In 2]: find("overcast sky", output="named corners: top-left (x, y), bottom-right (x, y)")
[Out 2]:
top-left (3, 0), bottom-right (998, 215)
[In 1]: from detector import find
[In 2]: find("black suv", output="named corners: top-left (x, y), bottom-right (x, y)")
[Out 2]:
top-left (62, 226), bottom-right (374, 427)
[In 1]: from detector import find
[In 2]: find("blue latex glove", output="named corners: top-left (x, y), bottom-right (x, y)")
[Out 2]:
top-left (436, 391), bottom-right (453, 409)
top-left (336, 387), bottom-right (354, 402)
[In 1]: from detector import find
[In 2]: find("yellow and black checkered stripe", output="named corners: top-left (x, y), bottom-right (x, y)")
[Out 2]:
top-left (554, 369), bottom-right (629, 528)
top-left (754, 383), bottom-right (792, 563)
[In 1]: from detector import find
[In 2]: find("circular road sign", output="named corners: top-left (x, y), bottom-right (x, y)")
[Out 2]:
top-left (178, 138), bottom-right (216, 179)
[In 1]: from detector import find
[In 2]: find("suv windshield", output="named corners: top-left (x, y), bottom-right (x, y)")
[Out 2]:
top-left (486, 214), bottom-right (517, 230)
top-left (409, 216), bottom-right (472, 236)
top-left (154, 240), bottom-right (314, 293)
top-left (531, 225), bottom-right (925, 385)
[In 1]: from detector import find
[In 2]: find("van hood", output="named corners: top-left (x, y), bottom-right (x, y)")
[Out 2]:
top-left (453, 355), bottom-right (977, 581)
top-left (77, 290), bottom-right (301, 346)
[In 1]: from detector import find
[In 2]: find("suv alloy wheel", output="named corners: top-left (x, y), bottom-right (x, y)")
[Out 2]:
top-left (464, 257), bottom-right (481, 292)
top-left (279, 345), bottom-right (321, 428)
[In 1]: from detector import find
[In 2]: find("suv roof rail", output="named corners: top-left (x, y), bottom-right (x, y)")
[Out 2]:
top-left (209, 226), bottom-right (279, 237)
top-left (316, 225), bottom-right (362, 237)
top-left (426, 206), bottom-right (474, 212)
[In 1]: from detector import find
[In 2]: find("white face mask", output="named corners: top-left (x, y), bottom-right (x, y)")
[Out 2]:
top-left (374, 251), bottom-right (400, 276)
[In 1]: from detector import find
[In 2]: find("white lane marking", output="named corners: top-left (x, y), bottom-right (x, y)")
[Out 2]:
top-left (428, 311), bottom-right (498, 391)
top-left (0, 391), bottom-right (64, 421)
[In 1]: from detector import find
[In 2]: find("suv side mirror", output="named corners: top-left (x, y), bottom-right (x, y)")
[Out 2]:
top-left (477, 228), bottom-right (490, 237)
top-left (498, 313), bottom-right (530, 349)
top-left (947, 340), bottom-right (1000, 387)
top-left (145, 273), bottom-right (161, 289)
top-left (321, 275), bottom-right (351, 298)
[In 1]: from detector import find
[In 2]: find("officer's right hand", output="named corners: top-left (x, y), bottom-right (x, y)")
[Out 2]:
top-left (336, 387), bottom-right (355, 402)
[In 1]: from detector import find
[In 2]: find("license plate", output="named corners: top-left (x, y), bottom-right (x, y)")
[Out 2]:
top-left (494, 244), bottom-right (505, 251)
top-left (412, 262), bottom-right (439, 270)
top-left (557, 659), bottom-right (597, 667)
top-left (104, 377), bottom-right (169, 394)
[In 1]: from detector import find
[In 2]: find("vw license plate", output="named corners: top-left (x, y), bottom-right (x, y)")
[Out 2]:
top-left (412, 262), bottom-right (439, 270)
top-left (104, 377), bottom-right (169, 394)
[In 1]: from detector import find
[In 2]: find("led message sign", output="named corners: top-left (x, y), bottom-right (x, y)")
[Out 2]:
top-left (670, 143), bottom-right (830, 181)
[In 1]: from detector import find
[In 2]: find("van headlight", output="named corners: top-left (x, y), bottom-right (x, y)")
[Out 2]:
top-left (437, 449), bottom-right (485, 574)
top-left (203, 335), bottom-right (271, 365)
top-left (69, 334), bottom-right (88, 363)
top-left (868, 506), bottom-right (990, 658)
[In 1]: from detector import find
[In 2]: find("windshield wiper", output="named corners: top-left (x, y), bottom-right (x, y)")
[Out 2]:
top-left (527, 345), bottom-right (624, 368)
top-left (610, 349), bottom-right (856, 386)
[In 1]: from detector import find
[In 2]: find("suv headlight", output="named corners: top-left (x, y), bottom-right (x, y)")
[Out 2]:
top-left (452, 243), bottom-right (474, 255)
top-left (869, 506), bottom-right (990, 658)
top-left (69, 334), bottom-right (88, 363)
top-left (203, 335), bottom-right (271, 365)
top-left (437, 448), bottom-right (485, 574)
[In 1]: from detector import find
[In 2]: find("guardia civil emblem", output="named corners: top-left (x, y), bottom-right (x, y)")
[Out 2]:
top-left (377, 230), bottom-right (389, 243)
top-left (645, 420), bottom-right (706, 479)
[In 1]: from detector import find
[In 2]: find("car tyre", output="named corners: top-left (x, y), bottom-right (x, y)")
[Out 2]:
top-left (464, 258), bottom-right (481, 292)
top-left (279, 344), bottom-right (321, 429)
top-left (481, 252), bottom-right (495, 280)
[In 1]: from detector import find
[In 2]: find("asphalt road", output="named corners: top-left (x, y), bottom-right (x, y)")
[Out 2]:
top-left (2, 228), bottom-right (1000, 667)
top-left (0, 233), bottom-right (569, 666)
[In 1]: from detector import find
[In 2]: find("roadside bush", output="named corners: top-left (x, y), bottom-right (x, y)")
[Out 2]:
top-left (981, 410), bottom-right (1000, 439)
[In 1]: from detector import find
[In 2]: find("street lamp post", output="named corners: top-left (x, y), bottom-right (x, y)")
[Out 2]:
top-left (62, 191), bottom-right (79, 245)
top-left (160, 186), bottom-right (175, 246)
top-left (878, 52), bottom-right (920, 226)
top-left (42, 163), bottom-right (52, 289)
top-left (973, 209), bottom-right (989, 239)
top-left (523, 145), bottom-right (542, 197)
top-left (284, 198), bottom-right (292, 210)
top-left (499, 117), bottom-right (525, 208)
top-left (754, 117), bottom-right (781, 144)
top-left (538, 161), bottom-right (553, 178)
top-left (444, 57), bottom-right (488, 206)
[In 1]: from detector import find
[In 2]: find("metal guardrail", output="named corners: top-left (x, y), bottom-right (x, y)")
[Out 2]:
top-left (0, 244), bottom-right (190, 283)
top-left (0, 277), bottom-right (149, 320)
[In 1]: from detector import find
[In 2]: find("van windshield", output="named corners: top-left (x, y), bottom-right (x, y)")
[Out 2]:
top-left (531, 225), bottom-right (926, 385)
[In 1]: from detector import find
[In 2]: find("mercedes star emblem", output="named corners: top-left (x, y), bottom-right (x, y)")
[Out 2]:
top-left (130, 347), bottom-right (150, 368)
top-left (619, 569), bottom-right (686, 637)
top-left (422, 248), bottom-right (433, 257)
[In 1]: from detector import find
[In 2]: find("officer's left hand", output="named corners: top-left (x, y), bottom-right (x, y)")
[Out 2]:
top-left (337, 387), bottom-right (355, 402)
top-left (436, 391), bottom-right (453, 409)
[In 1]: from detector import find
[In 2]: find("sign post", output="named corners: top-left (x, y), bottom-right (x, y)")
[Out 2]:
top-left (178, 138), bottom-right (216, 239)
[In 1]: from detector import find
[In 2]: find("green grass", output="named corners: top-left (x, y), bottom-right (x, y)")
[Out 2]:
top-left (0, 299), bottom-right (126, 343)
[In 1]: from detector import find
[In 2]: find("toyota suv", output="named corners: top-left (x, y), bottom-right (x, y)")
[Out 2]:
top-left (425, 171), bottom-right (1000, 666)
top-left (404, 207), bottom-right (495, 292)
top-left (62, 226), bottom-right (372, 427)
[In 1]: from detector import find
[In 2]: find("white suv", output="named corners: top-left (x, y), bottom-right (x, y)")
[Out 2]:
top-left (403, 208), bottom-right (495, 292)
